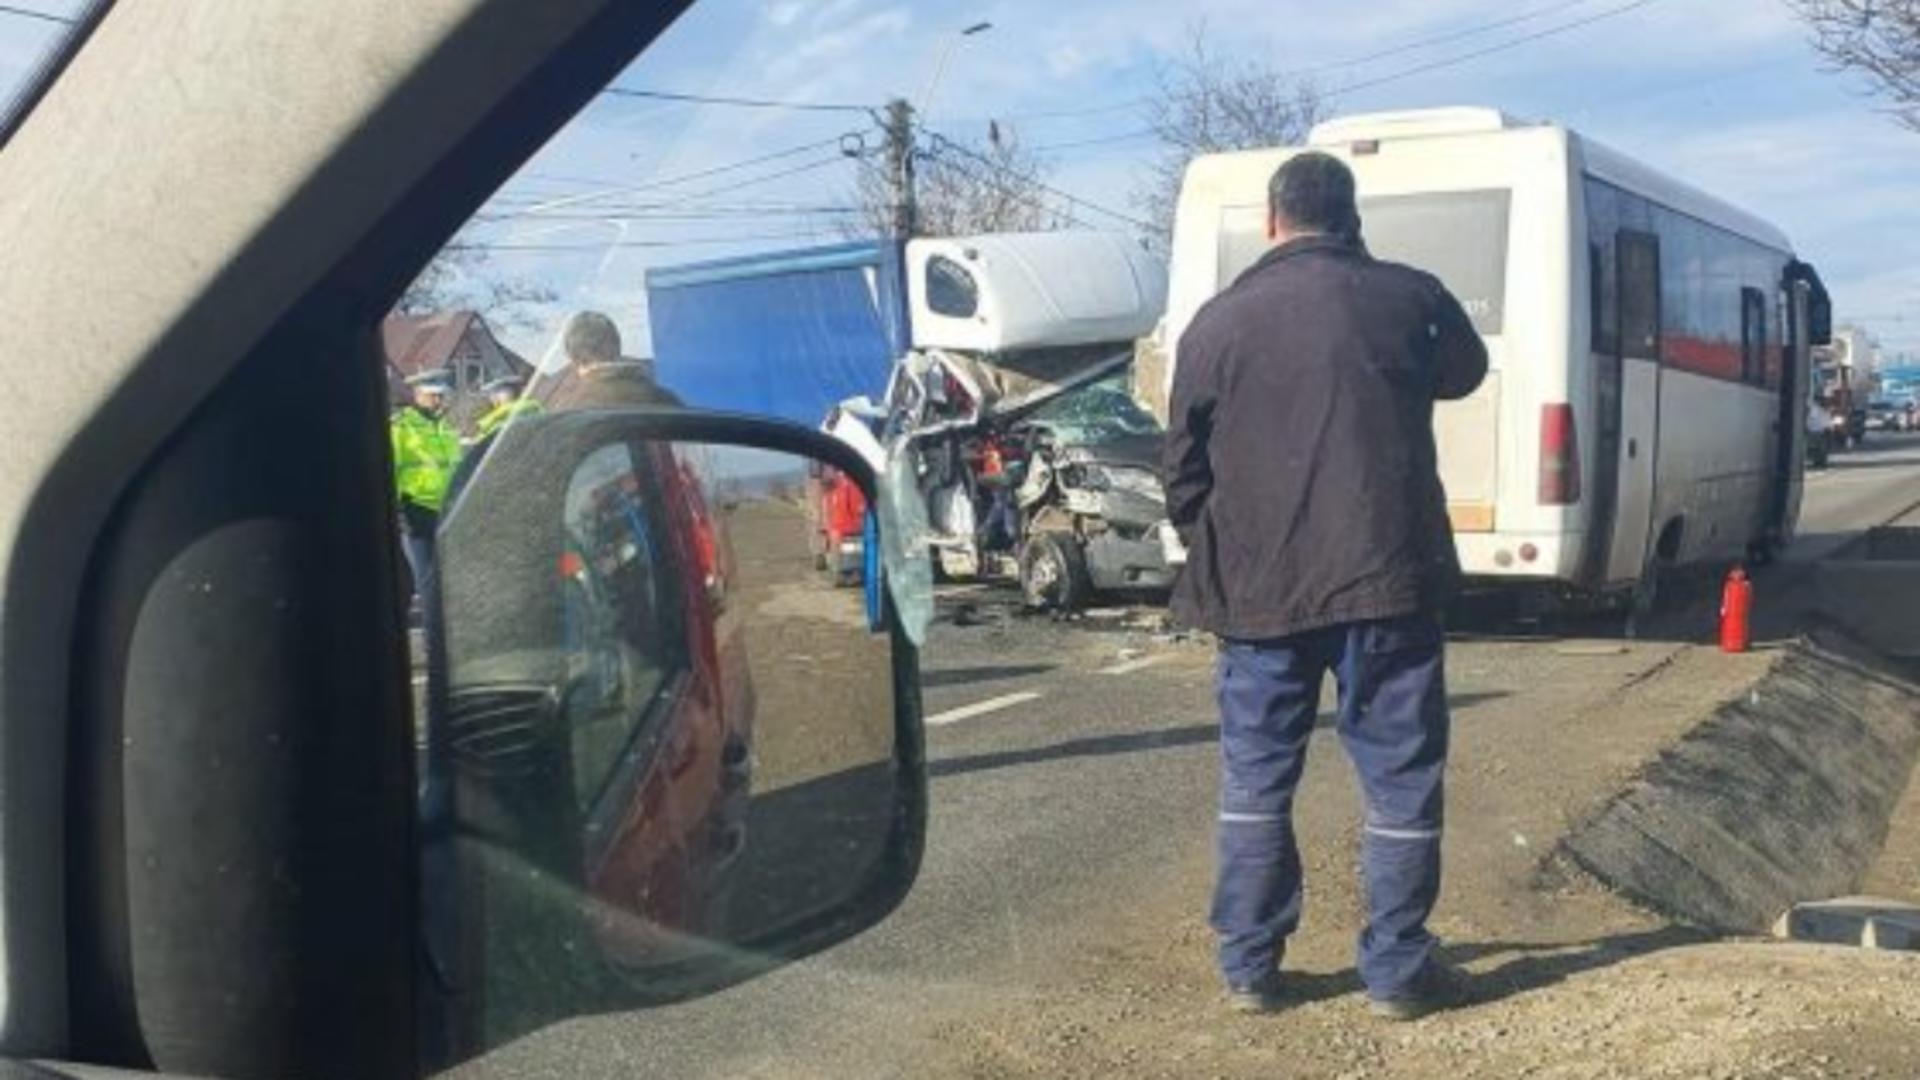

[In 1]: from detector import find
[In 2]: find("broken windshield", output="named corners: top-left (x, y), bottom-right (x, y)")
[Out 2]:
top-left (1024, 372), bottom-right (1162, 445)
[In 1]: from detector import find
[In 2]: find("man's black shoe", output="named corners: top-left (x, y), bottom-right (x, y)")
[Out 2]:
top-left (1368, 959), bottom-right (1467, 1021)
top-left (1226, 970), bottom-right (1287, 1014)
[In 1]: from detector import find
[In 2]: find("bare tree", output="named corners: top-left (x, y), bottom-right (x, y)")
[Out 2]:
top-left (396, 244), bottom-right (558, 330)
top-left (848, 123), bottom-right (1068, 238)
top-left (1136, 24), bottom-right (1328, 238)
top-left (1791, 0), bottom-right (1920, 132)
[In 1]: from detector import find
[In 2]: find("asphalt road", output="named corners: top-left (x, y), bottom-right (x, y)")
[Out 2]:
top-left (447, 434), bottom-right (1920, 1080)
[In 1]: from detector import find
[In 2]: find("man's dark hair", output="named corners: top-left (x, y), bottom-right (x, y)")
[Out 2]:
top-left (563, 310), bottom-right (622, 368)
top-left (1269, 152), bottom-right (1359, 239)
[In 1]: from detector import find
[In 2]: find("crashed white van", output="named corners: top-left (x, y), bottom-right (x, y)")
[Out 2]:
top-left (846, 231), bottom-right (1172, 610)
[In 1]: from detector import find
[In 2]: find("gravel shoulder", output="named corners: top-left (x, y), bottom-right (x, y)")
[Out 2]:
top-left (890, 619), bottom-right (1920, 1080)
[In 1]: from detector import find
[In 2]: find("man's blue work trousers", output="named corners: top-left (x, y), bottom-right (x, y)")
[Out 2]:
top-left (1211, 614), bottom-right (1450, 999)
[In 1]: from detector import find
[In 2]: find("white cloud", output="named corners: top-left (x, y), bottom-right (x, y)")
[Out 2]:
top-left (813, 0), bottom-right (871, 29)
top-left (767, 1), bottom-right (807, 27)
top-left (765, 7), bottom-right (913, 84)
top-left (1047, 44), bottom-right (1090, 80)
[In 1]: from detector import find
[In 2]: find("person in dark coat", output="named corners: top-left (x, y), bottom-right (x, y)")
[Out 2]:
top-left (447, 311), bottom-right (682, 507)
top-left (540, 310), bottom-right (683, 412)
top-left (1164, 152), bottom-right (1488, 1020)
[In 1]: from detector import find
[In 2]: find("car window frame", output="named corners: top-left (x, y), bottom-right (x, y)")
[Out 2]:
top-left (0, 2), bottom-right (700, 1071)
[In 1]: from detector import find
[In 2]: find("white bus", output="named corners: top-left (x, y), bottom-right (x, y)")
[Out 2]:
top-left (1165, 108), bottom-right (1831, 608)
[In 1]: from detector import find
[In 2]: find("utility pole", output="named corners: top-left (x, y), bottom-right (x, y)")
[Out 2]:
top-left (882, 97), bottom-right (917, 239)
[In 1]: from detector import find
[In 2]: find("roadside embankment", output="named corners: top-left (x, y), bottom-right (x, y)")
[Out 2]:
top-left (1556, 631), bottom-right (1920, 932)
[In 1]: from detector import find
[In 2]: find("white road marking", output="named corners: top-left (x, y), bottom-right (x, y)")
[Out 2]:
top-left (1100, 654), bottom-right (1173, 676)
top-left (926, 691), bottom-right (1043, 727)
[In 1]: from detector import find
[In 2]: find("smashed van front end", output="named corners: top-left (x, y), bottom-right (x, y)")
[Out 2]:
top-left (887, 231), bottom-right (1174, 607)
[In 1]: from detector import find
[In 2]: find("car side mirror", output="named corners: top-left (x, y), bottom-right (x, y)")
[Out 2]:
top-left (419, 409), bottom-right (924, 1068)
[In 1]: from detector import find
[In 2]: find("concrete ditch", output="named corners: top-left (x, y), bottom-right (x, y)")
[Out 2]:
top-left (1555, 631), bottom-right (1920, 933)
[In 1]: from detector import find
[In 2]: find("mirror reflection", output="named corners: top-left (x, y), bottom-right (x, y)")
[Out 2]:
top-left (416, 418), bottom-right (898, 1063)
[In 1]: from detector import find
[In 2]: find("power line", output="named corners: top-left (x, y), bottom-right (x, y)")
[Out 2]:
top-left (915, 151), bottom-right (1094, 231)
top-left (553, 134), bottom-right (852, 195)
top-left (1027, 1), bottom-right (1662, 162)
top-left (598, 86), bottom-right (874, 114)
top-left (667, 154), bottom-right (859, 203)
top-left (997, 99), bottom-right (1155, 123)
top-left (1030, 128), bottom-right (1157, 154)
top-left (447, 226), bottom-right (852, 254)
top-left (0, 3), bottom-right (72, 25)
top-left (477, 193), bottom-right (865, 214)
top-left (483, 134), bottom-right (862, 222)
top-left (981, 0), bottom-right (1625, 124)
top-left (475, 205), bottom-right (862, 222)
top-left (923, 131), bottom-right (1156, 233)
top-left (482, 154), bottom-right (857, 235)
top-left (1298, 0), bottom-right (1598, 74)
top-left (1331, 0), bottom-right (1668, 97)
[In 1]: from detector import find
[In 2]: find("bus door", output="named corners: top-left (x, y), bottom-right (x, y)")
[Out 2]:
top-left (1606, 229), bottom-right (1662, 583)
top-left (1583, 244), bottom-right (1623, 587)
top-left (1769, 279), bottom-right (1812, 543)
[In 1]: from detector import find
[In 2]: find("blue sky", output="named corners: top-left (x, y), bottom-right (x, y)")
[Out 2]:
top-left (4, 0), bottom-right (1916, 358)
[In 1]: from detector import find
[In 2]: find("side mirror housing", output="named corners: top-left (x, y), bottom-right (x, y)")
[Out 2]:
top-left (1788, 259), bottom-right (1832, 347)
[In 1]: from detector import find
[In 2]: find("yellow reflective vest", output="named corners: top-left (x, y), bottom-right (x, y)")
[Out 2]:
top-left (391, 406), bottom-right (462, 514)
top-left (474, 397), bottom-right (543, 441)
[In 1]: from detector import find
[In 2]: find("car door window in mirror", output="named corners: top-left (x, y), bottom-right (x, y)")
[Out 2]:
top-left (560, 442), bottom-right (688, 814)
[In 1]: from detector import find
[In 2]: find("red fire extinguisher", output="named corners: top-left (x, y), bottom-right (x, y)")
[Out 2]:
top-left (1719, 567), bottom-right (1753, 654)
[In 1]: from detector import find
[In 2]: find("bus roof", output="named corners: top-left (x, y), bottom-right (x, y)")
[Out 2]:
top-left (1574, 134), bottom-right (1792, 254)
top-left (1185, 108), bottom-right (1794, 256)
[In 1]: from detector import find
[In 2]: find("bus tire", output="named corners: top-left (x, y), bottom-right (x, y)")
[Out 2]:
top-left (1629, 564), bottom-right (1660, 622)
top-left (1627, 521), bottom-right (1685, 633)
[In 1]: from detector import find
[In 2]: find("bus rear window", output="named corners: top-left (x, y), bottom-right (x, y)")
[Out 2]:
top-left (1216, 188), bottom-right (1512, 336)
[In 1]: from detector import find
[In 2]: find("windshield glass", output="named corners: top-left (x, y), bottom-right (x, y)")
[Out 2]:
top-left (1025, 371), bottom-right (1162, 444)
top-left (372, 3), bottom-right (1920, 1078)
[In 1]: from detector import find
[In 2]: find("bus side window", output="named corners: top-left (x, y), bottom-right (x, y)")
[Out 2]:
top-left (1617, 230), bottom-right (1660, 359)
top-left (1740, 287), bottom-right (1767, 386)
top-left (1589, 241), bottom-right (1617, 354)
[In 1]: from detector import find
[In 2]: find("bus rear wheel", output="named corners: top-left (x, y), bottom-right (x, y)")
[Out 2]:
top-left (1626, 522), bottom-right (1684, 635)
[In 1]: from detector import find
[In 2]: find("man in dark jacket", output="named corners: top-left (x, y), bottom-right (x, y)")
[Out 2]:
top-left (540, 310), bottom-right (683, 412)
top-left (1164, 152), bottom-right (1487, 1020)
top-left (448, 311), bottom-right (682, 506)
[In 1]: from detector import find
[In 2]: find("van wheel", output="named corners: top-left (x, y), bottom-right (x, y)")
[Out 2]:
top-left (1019, 532), bottom-right (1091, 613)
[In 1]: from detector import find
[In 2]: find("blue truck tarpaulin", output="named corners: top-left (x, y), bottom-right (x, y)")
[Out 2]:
top-left (646, 240), bottom-right (909, 426)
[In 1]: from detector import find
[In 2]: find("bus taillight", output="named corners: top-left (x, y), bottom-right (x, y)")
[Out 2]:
top-left (1539, 404), bottom-right (1582, 506)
